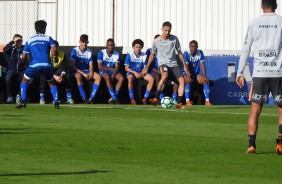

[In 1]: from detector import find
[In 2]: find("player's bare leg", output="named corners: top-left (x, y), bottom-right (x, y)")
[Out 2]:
top-left (150, 71), bottom-right (168, 105)
top-left (142, 74), bottom-right (154, 105)
top-left (197, 75), bottom-right (212, 105)
top-left (246, 102), bottom-right (262, 154)
top-left (176, 76), bottom-right (185, 109)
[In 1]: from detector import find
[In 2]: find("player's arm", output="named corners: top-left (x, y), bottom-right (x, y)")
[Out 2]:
top-left (199, 51), bottom-right (208, 83)
top-left (69, 49), bottom-right (87, 77)
top-left (88, 61), bottom-right (94, 80)
top-left (112, 62), bottom-right (120, 79)
top-left (236, 25), bottom-right (254, 88)
top-left (143, 51), bottom-right (154, 75)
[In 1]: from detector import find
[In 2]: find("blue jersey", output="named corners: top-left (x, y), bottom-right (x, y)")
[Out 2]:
top-left (145, 48), bottom-right (159, 71)
top-left (183, 50), bottom-right (205, 76)
top-left (70, 46), bottom-right (93, 70)
top-left (124, 51), bottom-right (147, 72)
top-left (97, 49), bottom-right (120, 74)
top-left (23, 34), bottom-right (55, 67)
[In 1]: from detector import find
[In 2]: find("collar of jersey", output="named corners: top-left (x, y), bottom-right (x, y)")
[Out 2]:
top-left (262, 12), bottom-right (276, 16)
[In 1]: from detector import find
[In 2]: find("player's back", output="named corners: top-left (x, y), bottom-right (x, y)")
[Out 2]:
top-left (249, 13), bottom-right (282, 77)
top-left (24, 34), bottom-right (54, 66)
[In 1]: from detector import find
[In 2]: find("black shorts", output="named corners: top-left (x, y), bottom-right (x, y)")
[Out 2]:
top-left (251, 77), bottom-right (282, 105)
top-left (159, 65), bottom-right (183, 83)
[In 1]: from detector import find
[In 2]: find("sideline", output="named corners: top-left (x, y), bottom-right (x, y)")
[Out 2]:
top-left (59, 104), bottom-right (278, 117)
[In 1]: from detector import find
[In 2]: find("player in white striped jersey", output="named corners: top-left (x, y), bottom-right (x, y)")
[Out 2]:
top-left (97, 39), bottom-right (124, 104)
top-left (236, 0), bottom-right (282, 154)
top-left (70, 34), bottom-right (101, 104)
top-left (125, 39), bottom-right (154, 105)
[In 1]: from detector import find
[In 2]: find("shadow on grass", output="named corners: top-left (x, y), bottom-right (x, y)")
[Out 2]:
top-left (0, 115), bottom-right (31, 117)
top-left (0, 170), bottom-right (114, 177)
top-left (0, 128), bottom-right (58, 135)
top-left (0, 131), bottom-right (58, 135)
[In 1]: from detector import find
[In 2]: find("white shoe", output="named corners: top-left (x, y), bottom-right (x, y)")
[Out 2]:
top-left (67, 98), bottom-right (74, 104)
top-left (40, 99), bottom-right (45, 105)
top-left (16, 95), bottom-right (21, 104)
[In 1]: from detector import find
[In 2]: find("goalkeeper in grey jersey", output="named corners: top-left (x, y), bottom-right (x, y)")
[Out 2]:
top-left (236, 0), bottom-right (282, 154)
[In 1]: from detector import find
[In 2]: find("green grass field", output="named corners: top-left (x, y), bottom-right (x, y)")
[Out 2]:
top-left (0, 104), bottom-right (281, 184)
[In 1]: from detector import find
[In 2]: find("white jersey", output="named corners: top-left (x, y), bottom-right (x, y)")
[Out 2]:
top-left (237, 13), bottom-right (282, 78)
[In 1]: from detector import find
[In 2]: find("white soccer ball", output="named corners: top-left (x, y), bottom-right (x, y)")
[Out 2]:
top-left (161, 96), bottom-right (172, 108)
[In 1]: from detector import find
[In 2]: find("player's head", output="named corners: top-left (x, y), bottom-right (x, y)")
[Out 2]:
top-left (106, 38), bottom-right (115, 52)
top-left (79, 34), bottom-right (89, 51)
top-left (132, 39), bottom-right (144, 55)
top-left (53, 40), bottom-right (59, 47)
top-left (13, 34), bottom-right (23, 48)
top-left (261, 0), bottom-right (277, 12)
top-left (189, 40), bottom-right (198, 55)
top-left (161, 21), bottom-right (172, 38)
top-left (35, 20), bottom-right (47, 34)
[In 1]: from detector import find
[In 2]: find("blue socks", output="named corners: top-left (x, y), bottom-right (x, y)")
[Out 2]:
top-left (159, 93), bottom-right (164, 100)
top-left (144, 90), bottom-right (150, 99)
top-left (128, 89), bottom-right (134, 100)
top-left (78, 85), bottom-right (86, 100)
top-left (50, 85), bottom-right (58, 102)
top-left (108, 88), bottom-right (117, 100)
top-left (204, 84), bottom-right (210, 100)
top-left (66, 91), bottom-right (72, 100)
top-left (185, 84), bottom-right (191, 101)
top-left (172, 93), bottom-right (177, 101)
top-left (90, 83), bottom-right (100, 99)
top-left (20, 82), bottom-right (27, 101)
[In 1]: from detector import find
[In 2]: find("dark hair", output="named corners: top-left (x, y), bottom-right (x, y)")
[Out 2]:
top-left (162, 21), bottom-right (172, 28)
top-left (80, 34), bottom-right (88, 42)
top-left (189, 40), bottom-right (198, 46)
top-left (13, 34), bottom-right (22, 40)
top-left (106, 38), bottom-right (115, 45)
top-left (35, 20), bottom-right (47, 34)
top-left (262, 0), bottom-right (277, 11)
top-left (154, 34), bottom-right (160, 39)
top-left (53, 40), bottom-right (59, 47)
top-left (132, 39), bottom-right (144, 48)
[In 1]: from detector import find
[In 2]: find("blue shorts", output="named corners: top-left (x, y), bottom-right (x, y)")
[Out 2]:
top-left (99, 70), bottom-right (114, 76)
top-left (24, 66), bottom-right (53, 81)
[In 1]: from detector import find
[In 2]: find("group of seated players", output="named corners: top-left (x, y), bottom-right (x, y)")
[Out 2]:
top-left (2, 33), bottom-right (213, 106)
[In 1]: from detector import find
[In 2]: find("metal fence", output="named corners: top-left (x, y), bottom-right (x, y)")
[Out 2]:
top-left (0, 0), bottom-right (38, 45)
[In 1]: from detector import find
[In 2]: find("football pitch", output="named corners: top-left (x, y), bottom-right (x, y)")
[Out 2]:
top-left (0, 104), bottom-right (281, 184)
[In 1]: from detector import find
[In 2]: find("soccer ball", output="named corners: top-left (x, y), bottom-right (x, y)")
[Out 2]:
top-left (161, 96), bottom-right (172, 108)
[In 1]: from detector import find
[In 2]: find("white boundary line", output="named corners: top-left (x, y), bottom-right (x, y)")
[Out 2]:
top-left (58, 104), bottom-right (278, 117)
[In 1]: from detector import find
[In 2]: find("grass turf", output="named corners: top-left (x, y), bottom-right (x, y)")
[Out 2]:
top-left (0, 104), bottom-right (281, 184)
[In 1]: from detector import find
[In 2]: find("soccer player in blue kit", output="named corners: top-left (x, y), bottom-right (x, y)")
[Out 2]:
top-left (183, 40), bottom-right (212, 106)
top-left (16, 20), bottom-right (59, 109)
top-left (97, 38), bottom-right (124, 104)
top-left (125, 39), bottom-right (154, 105)
top-left (70, 34), bottom-right (101, 104)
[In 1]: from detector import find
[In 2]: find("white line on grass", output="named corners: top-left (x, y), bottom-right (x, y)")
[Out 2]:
top-left (58, 104), bottom-right (278, 117)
